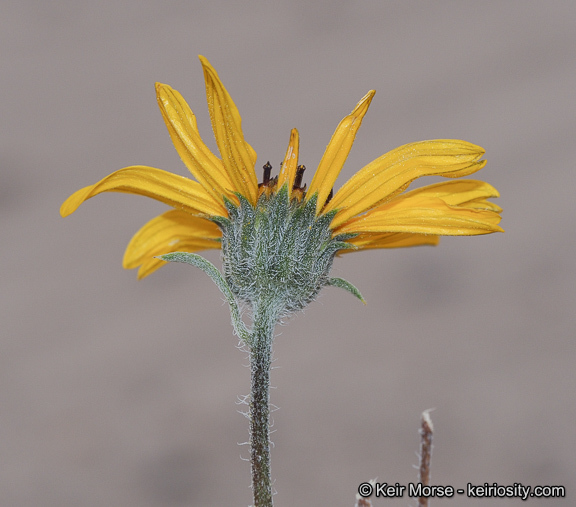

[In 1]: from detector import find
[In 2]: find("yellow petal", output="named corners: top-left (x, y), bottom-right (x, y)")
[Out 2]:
top-left (277, 129), bottom-right (299, 195)
top-left (459, 198), bottom-right (503, 213)
top-left (156, 83), bottom-right (234, 204)
top-left (135, 237), bottom-right (220, 279)
top-left (336, 195), bottom-right (503, 236)
top-left (307, 90), bottom-right (375, 212)
top-left (199, 55), bottom-right (259, 203)
top-left (393, 179), bottom-right (503, 213)
top-left (327, 140), bottom-right (487, 228)
top-left (345, 232), bottom-right (440, 250)
top-left (396, 179), bottom-right (499, 205)
top-left (60, 165), bottom-right (226, 218)
top-left (123, 209), bottom-right (221, 279)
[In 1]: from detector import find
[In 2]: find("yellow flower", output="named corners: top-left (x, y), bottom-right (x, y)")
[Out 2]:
top-left (61, 56), bottom-right (502, 280)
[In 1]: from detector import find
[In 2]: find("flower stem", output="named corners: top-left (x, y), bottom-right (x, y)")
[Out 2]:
top-left (248, 300), bottom-right (277, 506)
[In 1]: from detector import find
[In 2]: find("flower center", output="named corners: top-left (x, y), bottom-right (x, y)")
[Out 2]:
top-left (258, 162), bottom-right (308, 200)
top-left (211, 183), bottom-right (352, 316)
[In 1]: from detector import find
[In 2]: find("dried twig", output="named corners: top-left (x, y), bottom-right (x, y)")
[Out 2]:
top-left (354, 478), bottom-right (375, 507)
top-left (354, 411), bottom-right (435, 507)
top-left (418, 410), bottom-right (434, 507)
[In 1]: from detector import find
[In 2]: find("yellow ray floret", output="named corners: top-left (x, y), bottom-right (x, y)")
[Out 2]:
top-left (339, 179), bottom-right (502, 249)
top-left (199, 55), bottom-right (259, 204)
top-left (155, 83), bottom-right (234, 204)
top-left (123, 210), bottom-right (221, 279)
top-left (277, 129), bottom-right (300, 195)
top-left (326, 140), bottom-right (486, 228)
top-left (307, 90), bottom-right (375, 212)
top-left (336, 193), bottom-right (503, 236)
top-left (390, 179), bottom-right (499, 207)
top-left (345, 232), bottom-right (440, 251)
top-left (60, 166), bottom-right (226, 218)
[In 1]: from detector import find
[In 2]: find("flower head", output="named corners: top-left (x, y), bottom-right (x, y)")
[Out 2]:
top-left (61, 56), bottom-right (502, 313)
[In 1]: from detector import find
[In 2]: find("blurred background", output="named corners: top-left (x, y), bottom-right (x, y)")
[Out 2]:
top-left (2, 1), bottom-right (574, 505)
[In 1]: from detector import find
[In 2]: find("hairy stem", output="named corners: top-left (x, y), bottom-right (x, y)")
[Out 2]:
top-left (248, 300), bottom-right (277, 506)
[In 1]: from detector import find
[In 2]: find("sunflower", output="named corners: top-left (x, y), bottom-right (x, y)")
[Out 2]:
top-left (61, 56), bottom-right (502, 309)
top-left (60, 56), bottom-right (503, 506)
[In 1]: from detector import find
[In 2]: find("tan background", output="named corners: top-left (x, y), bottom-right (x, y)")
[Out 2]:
top-left (2, 1), bottom-right (574, 505)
